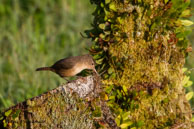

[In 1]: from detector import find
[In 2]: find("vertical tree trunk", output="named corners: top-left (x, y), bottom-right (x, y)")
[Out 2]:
top-left (0, 0), bottom-right (193, 129)
top-left (87, 0), bottom-right (193, 128)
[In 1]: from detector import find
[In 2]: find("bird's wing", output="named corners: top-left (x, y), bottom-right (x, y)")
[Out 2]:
top-left (51, 57), bottom-right (77, 70)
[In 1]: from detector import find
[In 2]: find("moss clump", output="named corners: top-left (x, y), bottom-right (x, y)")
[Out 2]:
top-left (87, 0), bottom-right (192, 128)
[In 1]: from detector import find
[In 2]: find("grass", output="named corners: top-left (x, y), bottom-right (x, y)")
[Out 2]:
top-left (0, 0), bottom-right (93, 110)
top-left (0, 0), bottom-right (193, 111)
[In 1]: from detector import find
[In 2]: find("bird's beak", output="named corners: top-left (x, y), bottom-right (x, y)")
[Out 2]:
top-left (93, 68), bottom-right (98, 75)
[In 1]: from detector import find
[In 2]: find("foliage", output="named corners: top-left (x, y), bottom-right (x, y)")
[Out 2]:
top-left (87, 0), bottom-right (193, 128)
top-left (0, 0), bottom-right (193, 128)
top-left (186, 0), bottom-right (194, 107)
top-left (183, 68), bottom-right (194, 101)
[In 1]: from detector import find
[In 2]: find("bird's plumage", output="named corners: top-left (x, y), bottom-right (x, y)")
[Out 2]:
top-left (36, 54), bottom-right (97, 78)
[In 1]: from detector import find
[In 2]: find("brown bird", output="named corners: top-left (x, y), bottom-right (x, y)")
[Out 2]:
top-left (36, 54), bottom-right (97, 78)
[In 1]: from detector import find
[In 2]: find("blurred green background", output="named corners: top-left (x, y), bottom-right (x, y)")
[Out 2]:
top-left (0, 0), bottom-right (193, 110)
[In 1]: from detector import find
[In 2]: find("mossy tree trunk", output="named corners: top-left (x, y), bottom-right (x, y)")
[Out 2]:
top-left (86, 0), bottom-right (193, 128)
top-left (0, 0), bottom-right (193, 129)
top-left (0, 76), bottom-right (97, 129)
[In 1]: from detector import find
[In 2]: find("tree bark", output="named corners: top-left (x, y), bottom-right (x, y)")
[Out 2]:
top-left (0, 76), bottom-right (97, 129)
top-left (1, 0), bottom-right (193, 129)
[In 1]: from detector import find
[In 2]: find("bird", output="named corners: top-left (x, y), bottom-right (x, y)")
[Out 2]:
top-left (36, 54), bottom-right (97, 79)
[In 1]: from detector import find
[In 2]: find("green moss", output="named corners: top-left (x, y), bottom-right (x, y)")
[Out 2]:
top-left (88, 0), bottom-right (192, 128)
top-left (0, 91), bottom-right (93, 128)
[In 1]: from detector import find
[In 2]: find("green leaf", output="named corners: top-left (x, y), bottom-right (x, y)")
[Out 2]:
top-left (182, 76), bottom-right (190, 86)
top-left (3, 120), bottom-right (7, 127)
top-left (138, 0), bottom-right (142, 3)
top-left (99, 33), bottom-right (105, 39)
top-left (117, 17), bottom-right (124, 24)
top-left (117, 89), bottom-right (123, 99)
top-left (104, 31), bottom-right (111, 35)
top-left (95, 58), bottom-right (104, 64)
top-left (103, 74), bottom-right (109, 79)
top-left (99, 23), bottom-right (105, 30)
top-left (115, 115), bottom-right (121, 126)
top-left (94, 37), bottom-right (98, 42)
top-left (93, 53), bottom-right (102, 60)
top-left (177, 40), bottom-right (189, 49)
top-left (130, 100), bottom-right (135, 109)
top-left (104, 94), bottom-right (108, 100)
top-left (100, 2), bottom-right (104, 8)
top-left (110, 73), bottom-right (116, 79)
top-left (108, 67), bottom-right (114, 74)
top-left (0, 116), bottom-right (4, 120)
top-left (176, 30), bottom-right (192, 38)
top-left (182, 68), bottom-right (188, 73)
top-left (122, 85), bottom-right (128, 94)
top-left (12, 110), bottom-right (21, 119)
top-left (105, 0), bottom-right (111, 4)
top-left (180, 20), bottom-right (193, 26)
top-left (150, 23), bottom-right (157, 30)
top-left (109, 95), bottom-right (115, 100)
top-left (109, 2), bottom-right (117, 11)
top-left (164, 0), bottom-right (169, 4)
top-left (191, 116), bottom-right (194, 122)
top-left (184, 80), bottom-right (193, 87)
top-left (104, 8), bottom-right (110, 16)
top-left (180, 9), bottom-right (190, 17)
top-left (119, 121), bottom-right (133, 128)
top-left (137, 120), bottom-right (144, 127)
top-left (5, 109), bottom-right (12, 117)
top-left (186, 92), bottom-right (193, 100)
top-left (105, 85), bottom-right (114, 93)
top-left (122, 111), bottom-right (131, 121)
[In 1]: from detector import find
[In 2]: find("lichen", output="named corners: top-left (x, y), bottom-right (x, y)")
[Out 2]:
top-left (0, 88), bottom-right (93, 129)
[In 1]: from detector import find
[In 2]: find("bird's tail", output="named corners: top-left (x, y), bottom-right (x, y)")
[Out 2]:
top-left (36, 67), bottom-right (55, 72)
